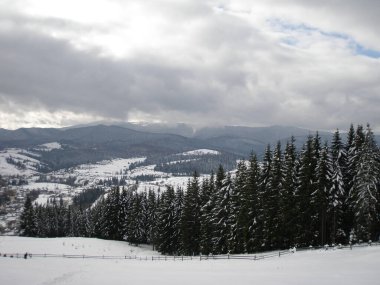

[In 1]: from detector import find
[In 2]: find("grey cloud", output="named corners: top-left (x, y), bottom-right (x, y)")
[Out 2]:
top-left (0, 24), bottom-right (222, 120)
top-left (0, 2), bottom-right (380, 131)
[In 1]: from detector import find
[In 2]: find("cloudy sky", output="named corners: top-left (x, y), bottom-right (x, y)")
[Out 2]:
top-left (0, 0), bottom-right (379, 131)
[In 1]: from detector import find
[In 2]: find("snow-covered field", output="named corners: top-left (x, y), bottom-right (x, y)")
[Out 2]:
top-left (55, 157), bottom-right (147, 183)
top-left (179, 149), bottom-right (220, 156)
top-left (34, 142), bottom-right (62, 151)
top-left (0, 236), bottom-right (156, 256)
top-left (0, 237), bottom-right (379, 285)
top-left (0, 148), bottom-right (40, 176)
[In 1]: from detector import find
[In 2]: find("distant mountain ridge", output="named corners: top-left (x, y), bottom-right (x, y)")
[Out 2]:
top-left (2, 123), bottom-right (375, 171)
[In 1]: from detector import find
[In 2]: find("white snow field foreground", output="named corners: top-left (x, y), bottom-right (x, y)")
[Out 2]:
top-left (0, 237), bottom-right (379, 285)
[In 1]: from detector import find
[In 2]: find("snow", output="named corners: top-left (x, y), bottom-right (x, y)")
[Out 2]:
top-left (0, 237), bottom-right (379, 285)
top-left (0, 236), bottom-right (156, 256)
top-left (180, 149), bottom-right (220, 156)
top-left (129, 164), bottom-right (168, 179)
top-left (136, 175), bottom-right (211, 192)
top-left (21, 182), bottom-right (72, 192)
top-left (0, 148), bottom-right (40, 176)
top-left (54, 157), bottom-right (146, 186)
top-left (35, 142), bottom-right (62, 151)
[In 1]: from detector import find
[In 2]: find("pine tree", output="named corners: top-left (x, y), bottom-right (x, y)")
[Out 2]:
top-left (103, 187), bottom-right (122, 240)
top-left (264, 141), bottom-right (282, 249)
top-left (329, 129), bottom-right (347, 244)
top-left (343, 124), bottom-right (356, 241)
top-left (229, 161), bottom-right (248, 253)
top-left (260, 144), bottom-right (272, 250)
top-left (350, 124), bottom-right (380, 241)
top-left (19, 196), bottom-right (37, 237)
top-left (173, 187), bottom-right (184, 254)
top-left (199, 174), bottom-right (216, 255)
top-left (295, 135), bottom-right (318, 246)
top-left (146, 189), bottom-right (158, 245)
top-left (180, 172), bottom-right (201, 255)
top-left (119, 186), bottom-right (133, 240)
top-left (126, 192), bottom-right (145, 245)
top-left (279, 137), bottom-right (298, 248)
top-left (245, 153), bottom-right (262, 252)
top-left (156, 186), bottom-right (177, 254)
top-left (212, 173), bottom-right (233, 254)
top-left (314, 142), bottom-right (332, 245)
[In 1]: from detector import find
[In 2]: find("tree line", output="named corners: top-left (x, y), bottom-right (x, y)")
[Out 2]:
top-left (19, 124), bottom-right (380, 255)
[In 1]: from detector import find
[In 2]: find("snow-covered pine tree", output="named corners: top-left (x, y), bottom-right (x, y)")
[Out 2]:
top-left (264, 141), bottom-right (282, 250)
top-left (140, 191), bottom-right (150, 243)
top-left (94, 197), bottom-right (109, 239)
top-left (146, 189), bottom-right (158, 245)
top-left (212, 172), bottom-right (234, 254)
top-left (295, 135), bottom-right (319, 246)
top-left (279, 136), bottom-right (298, 249)
top-left (156, 186), bottom-right (177, 254)
top-left (260, 144), bottom-right (272, 250)
top-left (35, 204), bottom-right (49, 237)
top-left (200, 175), bottom-right (214, 255)
top-left (126, 191), bottom-right (145, 245)
top-left (329, 129), bottom-right (347, 244)
top-left (199, 174), bottom-right (216, 255)
top-left (343, 124), bottom-right (356, 241)
top-left (245, 153), bottom-right (262, 253)
top-left (119, 186), bottom-right (133, 240)
top-left (19, 195), bottom-right (37, 236)
top-left (314, 142), bottom-right (332, 245)
top-left (229, 161), bottom-right (248, 253)
top-left (180, 172), bottom-right (201, 255)
top-left (173, 187), bottom-right (184, 254)
top-left (103, 187), bottom-right (122, 240)
top-left (350, 124), bottom-right (380, 241)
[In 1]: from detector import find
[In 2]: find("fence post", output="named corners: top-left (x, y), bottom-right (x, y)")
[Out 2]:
top-left (200, 254), bottom-right (202, 261)
top-left (279, 251), bottom-right (281, 257)
top-left (182, 255), bottom-right (183, 261)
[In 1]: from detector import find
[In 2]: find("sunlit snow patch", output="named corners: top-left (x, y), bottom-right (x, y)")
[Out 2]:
top-left (35, 142), bottom-right (62, 151)
top-left (180, 149), bottom-right (220, 156)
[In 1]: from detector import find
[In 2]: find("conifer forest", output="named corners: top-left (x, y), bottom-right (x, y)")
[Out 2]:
top-left (19, 124), bottom-right (380, 255)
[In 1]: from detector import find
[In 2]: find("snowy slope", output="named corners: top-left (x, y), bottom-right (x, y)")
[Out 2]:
top-left (0, 237), bottom-right (379, 285)
top-left (0, 148), bottom-right (40, 176)
top-left (0, 236), bottom-right (157, 256)
top-left (54, 157), bottom-right (146, 185)
top-left (180, 149), bottom-right (220, 156)
top-left (34, 142), bottom-right (62, 151)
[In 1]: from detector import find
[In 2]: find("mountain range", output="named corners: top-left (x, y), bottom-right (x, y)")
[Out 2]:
top-left (1, 123), bottom-right (374, 172)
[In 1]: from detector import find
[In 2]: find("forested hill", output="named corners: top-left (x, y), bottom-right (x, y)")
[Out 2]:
top-left (19, 124), bottom-right (380, 255)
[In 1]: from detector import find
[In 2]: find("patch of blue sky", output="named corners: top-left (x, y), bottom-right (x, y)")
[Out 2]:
top-left (269, 18), bottom-right (380, 59)
top-left (281, 37), bottom-right (299, 46)
top-left (354, 45), bottom-right (380, 59)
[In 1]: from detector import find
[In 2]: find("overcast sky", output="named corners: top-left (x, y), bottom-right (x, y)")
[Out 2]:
top-left (0, 0), bottom-right (379, 131)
